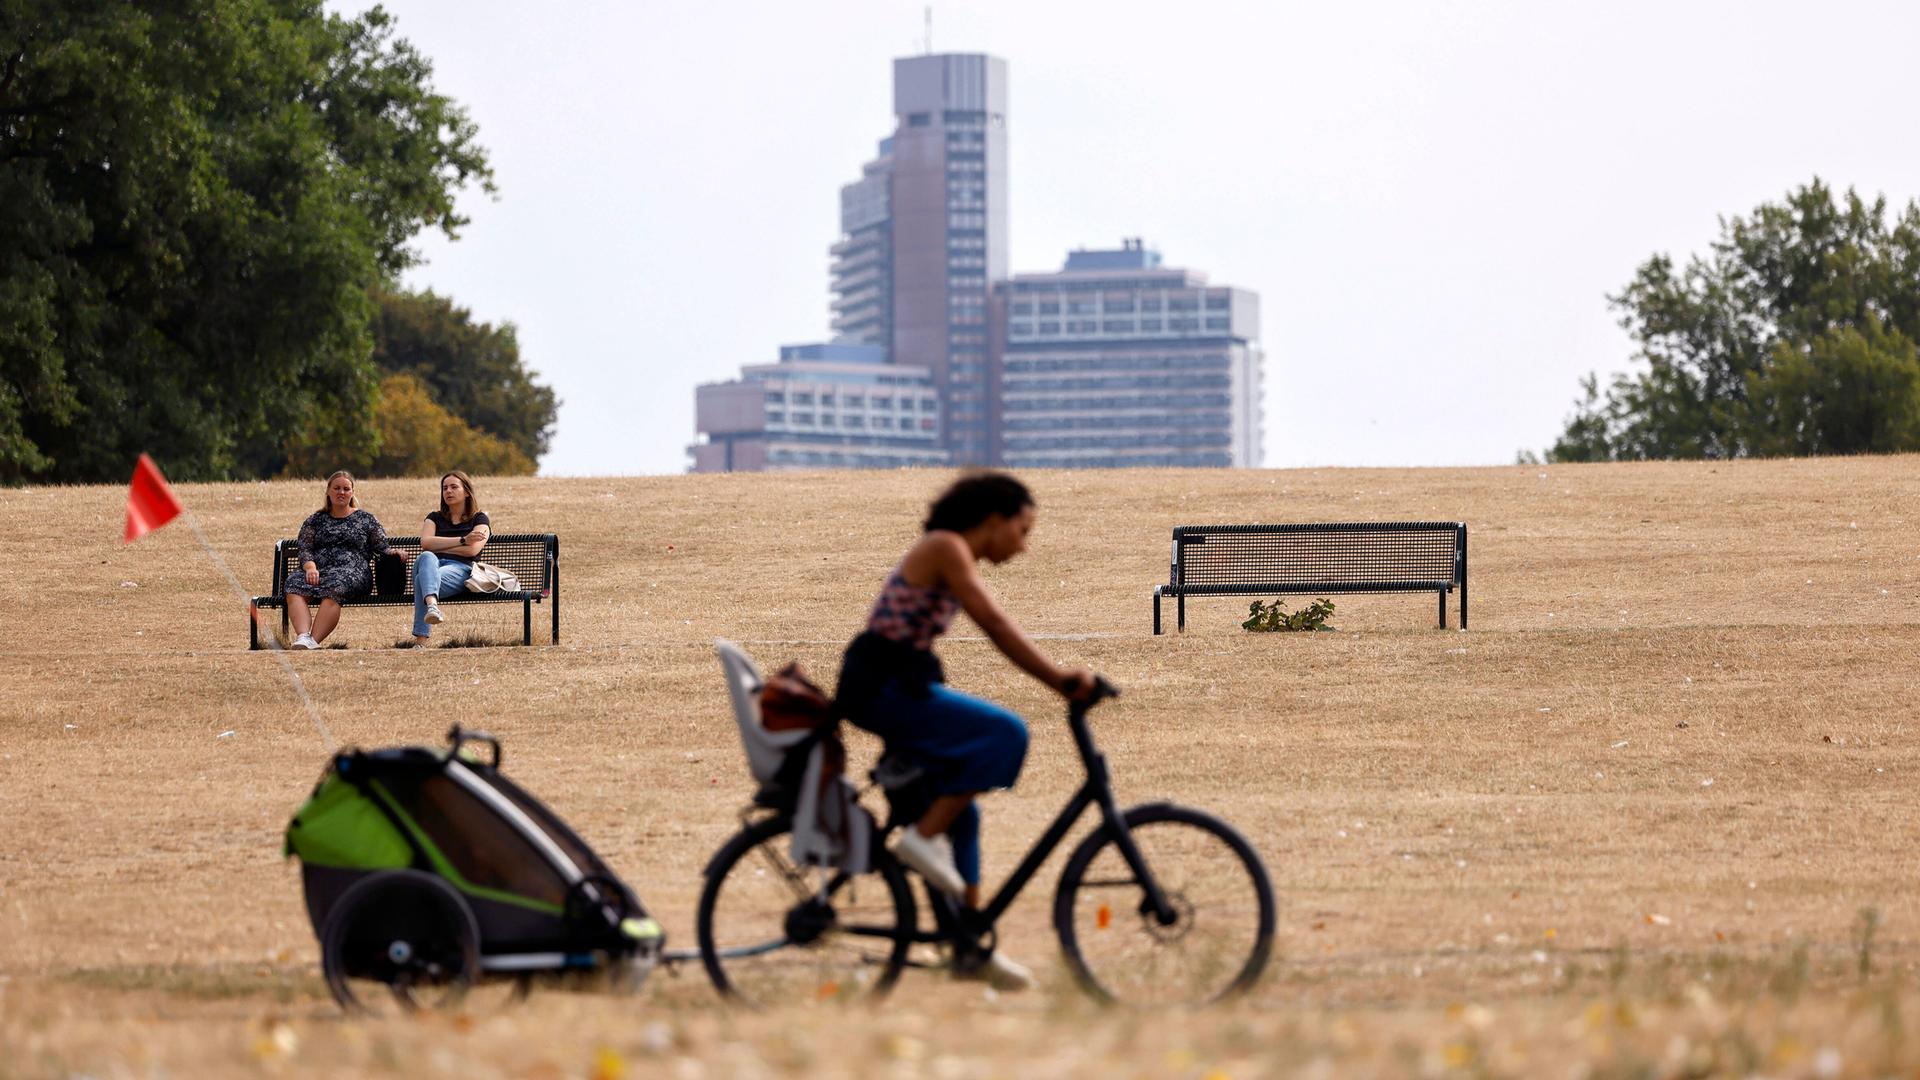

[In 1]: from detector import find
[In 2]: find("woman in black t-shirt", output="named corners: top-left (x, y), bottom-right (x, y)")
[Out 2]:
top-left (409, 470), bottom-right (491, 645)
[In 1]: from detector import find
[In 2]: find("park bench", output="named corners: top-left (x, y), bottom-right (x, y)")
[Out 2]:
top-left (249, 533), bottom-right (560, 648)
top-left (1152, 522), bottom-right (1467, 634)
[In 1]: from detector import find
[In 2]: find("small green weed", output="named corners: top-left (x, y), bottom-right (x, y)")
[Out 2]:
top-left (1242, 597), bottom-right (1337, 632)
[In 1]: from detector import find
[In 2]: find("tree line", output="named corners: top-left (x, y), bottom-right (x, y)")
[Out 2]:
top-left (0, 1), bottom-right (556, 484)
top-left (1545, 179), bottom-right (1920, 462)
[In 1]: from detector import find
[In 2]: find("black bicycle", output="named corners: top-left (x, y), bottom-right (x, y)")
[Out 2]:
top-left (696, 677), bottom-right (1276, 1006)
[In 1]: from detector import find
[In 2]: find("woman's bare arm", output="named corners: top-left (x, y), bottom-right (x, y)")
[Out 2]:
top-left (450, 524), bottom-right (489, 558)
top-left (917, 533), bottom-right (1090, 698)
top-left (418, 518), bottom-right (462, 552)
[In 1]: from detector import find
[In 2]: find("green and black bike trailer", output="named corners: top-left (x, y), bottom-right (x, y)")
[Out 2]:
top-left (285, 725), bottom-right (664, 1011)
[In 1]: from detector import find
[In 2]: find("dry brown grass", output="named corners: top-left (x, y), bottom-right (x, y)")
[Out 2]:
top-left (2, 457), bottom-right (1919, 1077)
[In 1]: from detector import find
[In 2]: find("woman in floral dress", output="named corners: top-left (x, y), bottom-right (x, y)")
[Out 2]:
top-left (285, 470), bottom-right (399, 649)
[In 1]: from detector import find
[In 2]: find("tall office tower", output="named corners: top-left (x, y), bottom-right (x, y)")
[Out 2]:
top-left (886, 54), bottom-right (1009, 466)
top-left (995, 240), bottom-right (1264, 468)
top-left (830, 142), bottom-right (892, 348)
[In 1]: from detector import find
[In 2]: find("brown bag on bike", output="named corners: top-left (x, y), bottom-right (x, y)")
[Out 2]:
top-left (759, 662), bottom-right (833, 732)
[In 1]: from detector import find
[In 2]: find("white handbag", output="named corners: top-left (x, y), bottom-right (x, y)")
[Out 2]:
top-left (464, 560), bottom-right (521, 594)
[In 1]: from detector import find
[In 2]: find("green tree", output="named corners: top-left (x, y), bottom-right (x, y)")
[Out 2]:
top-left (0, 1), bottom-right (492, 483)
top-left (1744, 320), bottom-right (1920, 456)
top-left (1548, 179), bottom-right (1920, 462)
top-left (285, 372), bottom-right (533, 478)
top-left (373, 289), bottom-right (557, 462)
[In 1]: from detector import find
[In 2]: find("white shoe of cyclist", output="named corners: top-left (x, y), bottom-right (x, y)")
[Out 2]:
top-left (981, 951), bottom-right (1036, 992)
top-left (889, 827), bottom-right (965, 896)
top-left (292, 633), bottom-right (319, 650)
top-left (951, 947), bottom-right (1036, 992)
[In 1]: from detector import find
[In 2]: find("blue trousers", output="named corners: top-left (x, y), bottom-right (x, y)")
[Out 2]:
top-left (868, 682), bottom-right (1029, 886)
top-left (411, 552), bottom-right (473, 637)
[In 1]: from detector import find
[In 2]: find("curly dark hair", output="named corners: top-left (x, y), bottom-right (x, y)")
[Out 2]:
top-left (923, 472), bottom-right (1034, 533)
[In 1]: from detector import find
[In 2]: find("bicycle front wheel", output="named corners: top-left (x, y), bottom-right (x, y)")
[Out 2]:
top-left (1054, 803), bottom-right (1276, 1006)
top-left (697, 815), bottom-right (916, 1006)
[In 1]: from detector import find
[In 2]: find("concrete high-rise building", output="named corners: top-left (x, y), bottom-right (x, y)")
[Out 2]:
top-left (690, 54), bottom-right (1268, 474)
top-left (829, 141), bottom-right (892, 349)
top-left (879, 53), bottom-right (1009, 466)
top-left (690, 343), bottom-right (946, 472)
top-left (697, 53), bottom-right (1008, 474)
top-left (994, 240), bottom-right (1263, 468)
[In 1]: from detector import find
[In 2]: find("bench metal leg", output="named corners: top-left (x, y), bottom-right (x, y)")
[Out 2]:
top-left (1153, 590), bottom-right (1162, 635)
top-left (1459, 523), bottom-right (1469, 631)
top-left (523, 598), bottom-right (532, 646)
top-left (1177, 593), bottom-right (1186, 633)
top-left (249, 610), bottom-right (259, 650)
top-left (1439, 590), bottom-right (1447, 629)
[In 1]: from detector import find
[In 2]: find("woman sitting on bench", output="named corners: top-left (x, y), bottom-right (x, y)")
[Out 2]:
top-left (286, 471), bottom-right (401, 649)
top-left (410, 470), bottom-right (491, 646)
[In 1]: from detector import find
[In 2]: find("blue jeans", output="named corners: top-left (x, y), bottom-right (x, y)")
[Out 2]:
top-left (867, 682), bottom-right (1029, 886)
top-left (411, 552), bottom-right (473, 637)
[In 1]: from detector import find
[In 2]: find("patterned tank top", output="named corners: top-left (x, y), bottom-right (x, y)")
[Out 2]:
top-left (865, 568), bottom-right (960, 651)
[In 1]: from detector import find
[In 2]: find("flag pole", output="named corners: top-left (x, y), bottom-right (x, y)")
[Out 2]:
top-left (125, 454), bottom-right (336, 752)
top-left (178, 508), bottom-right (338, 753)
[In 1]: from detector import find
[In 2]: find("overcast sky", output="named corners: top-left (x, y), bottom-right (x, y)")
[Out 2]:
top-left (327, 0), bottom-right (1920, 476)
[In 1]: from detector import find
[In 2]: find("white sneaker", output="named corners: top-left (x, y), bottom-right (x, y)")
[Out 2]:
top-left (424, 602), bottom-right (444, 626)
top-left (889, 828), bottom-right (965, 896)
top-left (951, 948), bottom-right (1036, 992)
top-left (292, 633), bottom-right (319, 650)
top-left (981, 951), bottom-right (1036, 992)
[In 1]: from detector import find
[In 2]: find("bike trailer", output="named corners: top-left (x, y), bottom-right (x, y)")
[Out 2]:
top-left (285, 725), bottom-right (663, 1010)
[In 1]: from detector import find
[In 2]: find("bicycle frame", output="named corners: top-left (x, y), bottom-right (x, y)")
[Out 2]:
top-left (909, 687), bottom-right (1177, 947)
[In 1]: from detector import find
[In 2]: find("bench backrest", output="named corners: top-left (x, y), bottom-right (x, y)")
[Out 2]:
top-left (1170, 522), bottom-right (1464, 593)
top-left (269, 533), bottom-right (557, 598)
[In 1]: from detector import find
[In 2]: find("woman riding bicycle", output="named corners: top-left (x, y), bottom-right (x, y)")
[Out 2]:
top-left (835, 472), bottom-right (1095, 991)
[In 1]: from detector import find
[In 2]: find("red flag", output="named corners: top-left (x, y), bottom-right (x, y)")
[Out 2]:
top-left (125, 453), bottom-right (184, 543)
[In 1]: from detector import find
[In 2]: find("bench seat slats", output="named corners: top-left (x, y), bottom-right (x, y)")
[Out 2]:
top-left (1155, 522), bottom-right (1466, 633)
top-left (1168, 580), bottom-right (1454, 596)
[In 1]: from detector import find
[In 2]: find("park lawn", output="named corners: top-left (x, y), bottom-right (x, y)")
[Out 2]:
top-left (1, 455), bottom-right (1917, 1077)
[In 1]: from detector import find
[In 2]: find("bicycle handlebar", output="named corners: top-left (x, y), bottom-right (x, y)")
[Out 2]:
top-left (1070, 674), bottom-right (1121, 720)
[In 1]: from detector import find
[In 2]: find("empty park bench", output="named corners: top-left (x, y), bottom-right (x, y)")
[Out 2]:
top-left (249, 533), bottom-right (560, 648)
top-left (1152, 522), bottom-right (1467, 634)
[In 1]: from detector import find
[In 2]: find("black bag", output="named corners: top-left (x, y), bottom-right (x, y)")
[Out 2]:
top-left (375, 551), bottom-right (409, 596)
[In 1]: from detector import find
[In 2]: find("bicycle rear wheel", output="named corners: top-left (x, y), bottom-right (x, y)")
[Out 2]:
top-left (1054, 803), bottom-right (1276, 1006)
top-left (697, 815), bottom-right (916, 1006)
